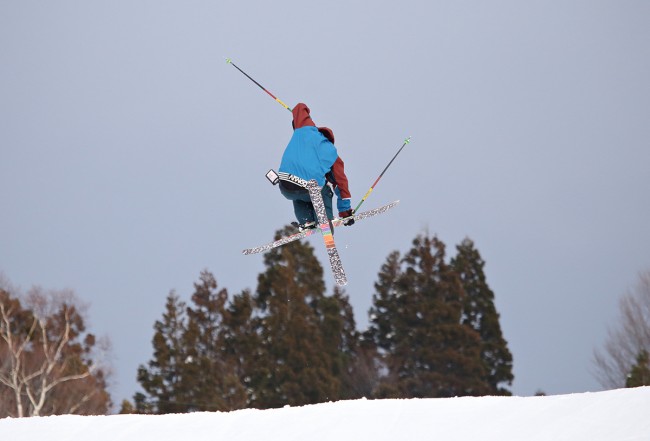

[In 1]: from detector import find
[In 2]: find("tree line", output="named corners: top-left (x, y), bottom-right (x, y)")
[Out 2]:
top-left (4, 229), bottom-right (649, 417)
top-left (126, 230), bottom-right (514, 413)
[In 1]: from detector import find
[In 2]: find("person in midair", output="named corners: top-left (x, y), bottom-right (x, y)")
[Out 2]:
top-left (278, 103), bottom-right (354, 231)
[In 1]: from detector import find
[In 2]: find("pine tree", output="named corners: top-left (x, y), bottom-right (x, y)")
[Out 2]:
top-left (220, 289), bottom-right (259, 407)
top-left (182, 270), bottom-right (246, 411)
top-left (136, 291), bottom-right (188, 413)
top-left (451, 238), bottom-right (514, 395)
top-left (626, 350), bottom-right (650, 388)
top-left (136, 272), bottom-right (248, 413)
top-left (135, 227), bottom-right (368, 411)
top-left (368, 234), bottom-right (490, 398)
top-left (315, 286), bottom-right (364, 400)
top-left (250, 226), bottom-right (340, 408)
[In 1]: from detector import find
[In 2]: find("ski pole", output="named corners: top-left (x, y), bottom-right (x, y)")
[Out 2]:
top-left (353, 136), bottom-right (411, 214)
top-left (225, 58), bottom-right (292, 112)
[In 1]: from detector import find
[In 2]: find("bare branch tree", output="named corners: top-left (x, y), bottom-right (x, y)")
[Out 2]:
top-left (0, 283), bottom-right (111, 417)
top-left (0, 289), bottom-right (38, 417)
top-left (593, 270), bottom-right (650, 388)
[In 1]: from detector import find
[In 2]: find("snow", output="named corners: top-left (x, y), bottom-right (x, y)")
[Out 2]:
top-left (2, 388), bottom-right (649, 441)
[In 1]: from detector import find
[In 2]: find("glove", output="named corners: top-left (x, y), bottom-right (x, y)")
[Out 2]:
top-left (339, 210), bottom-right (355, 226)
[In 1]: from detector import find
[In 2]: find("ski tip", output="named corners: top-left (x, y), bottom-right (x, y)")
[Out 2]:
top-left (225, 57), bottom-right (232, 64)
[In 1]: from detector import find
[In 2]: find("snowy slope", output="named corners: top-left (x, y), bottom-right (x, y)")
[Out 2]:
top-left (2, 388), bottom-right (649, 441)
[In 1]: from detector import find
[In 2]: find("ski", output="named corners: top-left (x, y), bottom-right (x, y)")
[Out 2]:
top-left (242, 200), bottom-right (399, 255)
top-left (306, 180), bottom-right (347, 286)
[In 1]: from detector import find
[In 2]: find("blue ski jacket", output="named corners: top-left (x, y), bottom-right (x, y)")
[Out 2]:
top-left (279, 103), bottom-right (351, 213)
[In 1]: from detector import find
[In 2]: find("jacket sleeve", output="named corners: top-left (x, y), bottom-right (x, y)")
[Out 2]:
top-left (330, 157), bottom-right (352, 213)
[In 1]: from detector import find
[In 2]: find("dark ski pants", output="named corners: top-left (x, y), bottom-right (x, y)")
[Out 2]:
top-left (280, 184), bottom-right (334, 225)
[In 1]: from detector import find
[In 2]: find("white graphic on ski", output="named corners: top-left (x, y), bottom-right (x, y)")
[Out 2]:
top-left (305, 180), bottom-right (347, 286)
top-left (242, 200), bottom-right (399, 255)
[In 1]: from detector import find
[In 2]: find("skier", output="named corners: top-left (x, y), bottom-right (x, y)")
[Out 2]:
top-left (278, 103), bottom-right (354, 231)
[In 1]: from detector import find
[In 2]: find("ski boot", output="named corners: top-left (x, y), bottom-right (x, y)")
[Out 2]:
top-left (291, 221), bottom-right (317, 232)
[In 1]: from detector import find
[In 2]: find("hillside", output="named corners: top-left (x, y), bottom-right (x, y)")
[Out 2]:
top-left (1, 387), bottom-right (649, 441)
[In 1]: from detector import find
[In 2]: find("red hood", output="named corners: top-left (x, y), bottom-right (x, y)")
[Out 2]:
top-left (292, 103), bottom-right (316, 129)
top-left (318, 127), bottom-right (335, 144)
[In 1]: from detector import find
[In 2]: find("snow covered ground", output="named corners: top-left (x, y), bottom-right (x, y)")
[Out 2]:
top-left (2, 387), bottom-right (649, 441)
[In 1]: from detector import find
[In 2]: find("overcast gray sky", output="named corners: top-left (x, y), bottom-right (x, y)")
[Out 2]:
top-left (2, 1), bottom-right (649, 408)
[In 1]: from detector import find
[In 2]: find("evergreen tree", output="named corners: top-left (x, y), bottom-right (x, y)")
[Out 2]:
top-left (220, 289), bottom-right (259, 407)
top-left (251, 226), bottom-right (340, 408)
top-left (182, 270), bottom-right (247, 411)
top-left (368, 234), bottom-right (490, 398)
top-left (136, 291), bottom-right (188, 413)
top-left (315, 286), bottom-right (364, 400)
top-left (626, 350), bottom-right (650, 388)
top-left (136, 272), bottom-right (248, 413)
top-left (451, 238), bottom-right (514, 395)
